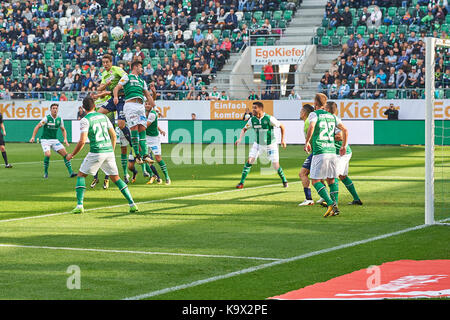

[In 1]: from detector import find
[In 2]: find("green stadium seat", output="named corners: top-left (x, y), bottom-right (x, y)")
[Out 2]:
top-left (341, 35), bottom-right (350, 44)
top-left (367, 26), bottom-right (376, 35)
top-left (386, 90), bottom-right (397, 99)
top-left (266, 37), bottom-right (275, 46)
top-left (158, 49), bottom-right (166, 57)
top-left (253, 11), bottom-right (263, 21)
top-left (213, 29), bottom-right (221, 39)
top-left (256, 37), bottom-right (265, 46)
top-left (357, 25), bottom-right (366, 35)
top-left (11, 60), bottom-right (19, 69)
top-left (278, 20), bottom-right (287, 29)
top-left (378, 25), bottom-right (387, 36)
top-left (322, 18), bottom-right (329, 28)
top-left (273, 10), bottom-right (282, 21)
top-left (321, 36), bottom-right (330, 46)
top-left (398, 25), bottom-right (408, 35)
top-left (331, 36), bottom-right (340, 46)
top-left (316, 27), bottom-right (325, 37)
top-left (312, 36), bottom-right (319, 45)
top-left (283, 10), bottom-right (293, 22)
top-left (388, 7), bottom-right (398, 18)
top-left (388, 25), bottom-right (398, 34)
top-left (20, 59), bottom-right (28, 68)
top-left (336, 26), bottom-right (346, 37)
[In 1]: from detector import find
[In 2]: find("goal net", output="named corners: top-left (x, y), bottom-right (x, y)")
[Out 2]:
top-left (425, 37), bottom-right (450, 225)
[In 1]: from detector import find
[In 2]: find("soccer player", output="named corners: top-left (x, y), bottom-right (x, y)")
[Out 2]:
top-left (325, 102), bottom-right (363, 206)
top-left (96, 54), bottom-right (133, 145)
top-left (304, 101), bottom-right (349, 217)
top-left (146, 106), bottom-right (171, 185)
top-left (0, 112), bottom-right (12, 168)
top-left (113, 59), bottom-right (155, 166)
top-left (298, 104), bottom-right (315, 206)
top-left (29, 104), bottom-right (76, 179)
top-left (235, 101), bottom-right (288, 188)
top-left (66, 96), bottom-right (138, 214)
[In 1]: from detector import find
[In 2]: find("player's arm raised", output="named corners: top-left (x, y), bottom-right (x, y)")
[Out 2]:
top-left (29, 121), bottom-right (44, 143)
top-left (336, 122), bottom-right (348, 156)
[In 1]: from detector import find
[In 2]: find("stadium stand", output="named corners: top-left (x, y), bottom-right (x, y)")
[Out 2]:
top-left (0, 0), bottom-right (300, 101)
top-left (314, 0), bottom-right (450, 99)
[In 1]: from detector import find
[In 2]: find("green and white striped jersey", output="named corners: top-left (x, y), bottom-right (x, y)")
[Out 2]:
top-left (80, 112), bottom-right (114, 153)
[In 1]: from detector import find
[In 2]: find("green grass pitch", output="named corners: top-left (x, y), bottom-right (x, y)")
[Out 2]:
top-left (0, 143), bottom-right (449, 300)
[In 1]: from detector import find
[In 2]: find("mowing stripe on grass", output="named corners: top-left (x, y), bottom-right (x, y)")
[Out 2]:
top-left (0, 181), bottom-right (300, 223)
top-left (0, 244), bottom-right (281, 261)
top-left (122, 217), bottom-right (450, 300)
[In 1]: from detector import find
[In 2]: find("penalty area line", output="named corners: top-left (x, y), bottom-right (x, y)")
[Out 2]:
top-left (0, 244), bottom-right (281, 262)
top-left (122, 217), bottom-right (450, 300)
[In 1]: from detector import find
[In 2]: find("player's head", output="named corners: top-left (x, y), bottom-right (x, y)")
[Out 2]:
top-left (102, 54), bottom-right (113, 70)
top-left (82, 95), bottom-right (96, 112)
top-left (300, 103), bottom-right (314, 120)
top-left (131, 60), bottom-right (143, 75)
top-left (325, 101), bottom-right (338, 115)
top-left (50, 103), bottom-right (58, 117)
top-left (252, 101), bottom-right (264, 116)
top-left (314, 93), bottom-right (327, 110)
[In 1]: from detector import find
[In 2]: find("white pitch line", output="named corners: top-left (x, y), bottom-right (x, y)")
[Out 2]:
top-left (0, 181), bottom-right (300, 223)
top-left (123, 217), bottom-right (450, 300)
top-left (0, 244), bottom-right (280, 261)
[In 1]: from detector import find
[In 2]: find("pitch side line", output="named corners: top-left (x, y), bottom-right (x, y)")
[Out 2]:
top-left (123, 218), bottom-right (450, 300)
top-left (0, 181), bottom-right (301, 223)
top-left (0, 244), bottom-right (281, 261)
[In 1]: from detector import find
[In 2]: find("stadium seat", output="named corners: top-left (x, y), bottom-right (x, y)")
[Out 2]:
top-left (321, 36), bottom-right (330, 46)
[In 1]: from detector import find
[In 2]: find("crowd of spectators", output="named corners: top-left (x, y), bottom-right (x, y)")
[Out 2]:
top-left (0, 0), bottom-right (296, 101)
top-left (318, 0), bottom-right (450, 99)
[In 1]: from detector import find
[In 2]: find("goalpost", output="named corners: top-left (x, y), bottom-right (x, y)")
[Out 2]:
top-left (425, 37), bottom-right (450, 225)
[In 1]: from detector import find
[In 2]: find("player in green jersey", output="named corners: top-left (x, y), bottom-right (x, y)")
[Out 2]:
top-left (325, 102), bottom-right (363, 206)
top-left (146, 106), bottom-right (171, 184)
top-left (298, 104), bottom-right (316, 206)
top-left (304, 101), bottom-right (349, 218)
top-left (113, 60), bottom-right (155, 166)
top-left (29, 103), bottom-right (76, 179)
top-left (66, 96), bottom-right (138, 214)
top-left (235, 101), bottom-right (288, 189)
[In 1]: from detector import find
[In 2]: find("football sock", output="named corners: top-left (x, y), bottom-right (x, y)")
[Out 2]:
top-left (44, 156), bottom-right (50, 175)
top-left (114, 178), bottom-right (134, 205)
top-left (304, 187), bottom-right (312, 201)
top-left (63, 154), bottom-right (74, 175)
top-left (105, 175), bottom-right (109, 180)
top-left (138, 131), bottom-right (148, 156)
top-left (120, 153), bottom-right (128, 176)
top-left (313, 182), bottom-right (334, 206)
top-left (75, 177), bottom-right (86, 206)
top-left (131, 130), bottom-right (140, 156)
top-left (329, 179), bottom-right (339, 205)
top-left (158, 160), bottom-right (170, 180)
top-left (342, 176), bottom-right (360, 201)
top-left (93, 172), bottom-right (98, 180)
top-left (145, 162), bottom-right (160, 179)
top-left (120, 126), bottom-right (133, 146)
top-left (240, 162), bottom-right (252, 184)
top-left (2, 151), bottom-right (8, 165)
top-left (277, 167), bottom-right (287, 183)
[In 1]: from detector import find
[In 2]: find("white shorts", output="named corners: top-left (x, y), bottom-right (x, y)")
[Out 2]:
top-left (249, 142), bottom-right (279, 163)
top-left (124, 102), bottom-right (147, 128)
top-left (310, 153), bottom-right (338, 180)
top-left (337, 153), bottom-right (352, 177)
top-left (41, 139), bottom-right (65, 153)
top-left (79, 152), bottom-right (119, 176)
top-left (146, 135), bottom-right (161, 156)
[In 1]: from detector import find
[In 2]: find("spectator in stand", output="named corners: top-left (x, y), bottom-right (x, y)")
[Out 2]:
top-left (261, 89), bottom-right (271, 100)
top-left (367, 6), bottom-right (382, 28)
top-left (263, 62), bottom-right (274, 90)
top-left (340, 6), bottom-right (353, 27)
top-left (384, 103), bottom-right (399, 120)
top-left (287, 90), bottom-right (301, 100)
top-left (248, 89), bottom-right (259, 100)
top-left (338, 78), bottom-right (350, 99)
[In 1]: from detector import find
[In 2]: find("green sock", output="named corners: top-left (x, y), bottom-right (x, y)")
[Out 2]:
top-left (44, 156), bottom-right (50, 175)
top-left (313, 182), bottom-right (334, 206)
top-left (120, 153), bottom-right (128, 176)
top-left (115, 178), bottom-right (134, 205)
top-left (277, 167), bottom-right (287, 183)
top-left (158, 160), bottom-right (170, 180)
top-left (139, 131), bottom-right (148, 156)
top-left (141, 163), bottom-right (147, 175)
top-left (342, 176), bottom-right (360, 201)
top-left (64, 154), bottom-right (74, 175)
top-left (131, 130), bottom-right (140, 156)
top-left (329, 179), bottom-right (339, 205)
top-left (75, 177), bottom-right (86, 206)
top-left (240, 162), bottom-right (252, 184)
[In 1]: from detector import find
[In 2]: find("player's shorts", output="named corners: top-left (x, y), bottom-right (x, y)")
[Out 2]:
top-left (101, 96), bottom-right (126, 121)
top-left (40, 139), bottom-right (65, 153)
top-left (310, 153), bottom-right (338, 180)
top-left (249, 142), bottom-right (279, 163)
top-left (128, 153), bottom-right (135, 163)
top-left (302, 153), bottom-right (313, 170)
top-left (79, 152), bottom-right (119, 176)
top-left (123, 101), bottom-right (147, 128)
top-left (0, 133), bottom-right (4, 146)
top-left (336, 153), bottom-right (352, 177)
top-left (146, 135), bottom-right (161, 156)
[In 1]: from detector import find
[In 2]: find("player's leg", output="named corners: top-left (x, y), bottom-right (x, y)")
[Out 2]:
top-left (298, 165), bottom-right (314, 206)
top-left (269, 144), bottom-right (287, 187)
top-left (73, 171), bottom-right (88, 214)
top-left (0, 142), bottom-right (12, 168)
top-left (310, 154), bottom-right (336, 217)
top-left (328, 177), bottom-right (339, 206)
top-left (56, 147), bottom-right (76, 177)
top-left (237, 143), bottom-right (258, 188)
top-left (147, 135), bottom-right (170, 184)
top-left (40, 140), bottom-right (51, 178)
top-left (128, 153), bottom-right (138, 183)
top-left (120, 146), bottom-right (129, 183)
top-left (103, 175), bottom-right (110, 189)
top-left (101, 153), bottom-right (138, 213)
top-left (91, 171), bottom-right (99, 188)
top-left (338, 153), bottom-right (363, 205)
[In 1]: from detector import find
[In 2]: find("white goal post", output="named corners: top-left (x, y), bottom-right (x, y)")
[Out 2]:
top-left (425, 37), bottom-right (450, 225)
